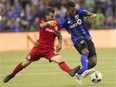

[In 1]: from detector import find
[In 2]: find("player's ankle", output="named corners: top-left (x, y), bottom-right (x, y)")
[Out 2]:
top-left (9, 74), bottom-right (15, 78)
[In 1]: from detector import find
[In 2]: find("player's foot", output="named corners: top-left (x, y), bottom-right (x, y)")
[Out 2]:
top-left (70, 65), bottom-right (81, 77)
top-left (76, 73), bottom-right (81, 85)
top-left (4, 75), bottom-right (13, 83)
top-left (82, 68), bottom-right (95, 78)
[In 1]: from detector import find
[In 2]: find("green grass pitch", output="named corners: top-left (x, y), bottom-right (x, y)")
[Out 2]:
top-left (0, 48), bottom-right (116, 87)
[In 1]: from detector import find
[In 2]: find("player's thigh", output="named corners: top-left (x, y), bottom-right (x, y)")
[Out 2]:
top-left (50, 55), bottom-right (64, 63)
top-left (88, 40), bottom-right (97, 58)
top-left (74, 39), bottom-right (88, 54)
top-left (45, 49), bottom-right (64, 63)
top-left (87, 40), bottom-right (97, 64)
top-left (26, 45), bottom-right (42, 61)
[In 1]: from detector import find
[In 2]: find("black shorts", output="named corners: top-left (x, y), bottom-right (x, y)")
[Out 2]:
top-left (74, 39), bottom-right (97, 58)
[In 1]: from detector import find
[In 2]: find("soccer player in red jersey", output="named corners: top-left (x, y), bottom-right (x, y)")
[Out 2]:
top-left (4, 8), bottom-right (80, 83)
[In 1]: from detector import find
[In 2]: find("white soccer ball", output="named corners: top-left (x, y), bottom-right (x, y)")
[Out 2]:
top-left (90, 71), bottom-right (102, 83)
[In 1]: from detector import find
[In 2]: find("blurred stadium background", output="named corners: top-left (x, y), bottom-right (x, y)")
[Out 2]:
top-left (0, 0), bottom-right (115, 32)
top-left (0, 0), bottom-right (116, 87)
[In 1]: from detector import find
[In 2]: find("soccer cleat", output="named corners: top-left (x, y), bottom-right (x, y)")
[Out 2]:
top-left (4, 75), bottom-right (13, 83)
top-left (75, 73), bottom-right (82, 85)
top-left (81, 68), bottom-right (96, 78)
top-left (70, 65), bottom-right (81, 77)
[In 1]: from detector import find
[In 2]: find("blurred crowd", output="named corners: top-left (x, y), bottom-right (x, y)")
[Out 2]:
top-left (0, 0), bottom-right (115, 32)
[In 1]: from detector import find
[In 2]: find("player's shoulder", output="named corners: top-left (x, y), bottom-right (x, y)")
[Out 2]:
top-left (76, 9), bottom-right (87, 13)
top-left (76, 8), bottom-right (87, 11)
top-left (40, 18), bottom-right (47, 23)
top-left (55, 22), bottom-right (60, 30)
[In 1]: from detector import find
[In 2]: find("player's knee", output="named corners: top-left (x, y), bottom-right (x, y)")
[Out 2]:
top-left (23, 64), bottom-right (28, 68)
top-left (22, 60), bottom-right (32, 68)
top-left (88, 56), bottom-right (97, 68)
top-left (81, 48), bottom-right (89, 54)
top-left (91, 62), bottom-right (97, 68)
top-left (50, 55), bottom-right (64, 63)
top-left (56, 58), bottom-right (64, 63)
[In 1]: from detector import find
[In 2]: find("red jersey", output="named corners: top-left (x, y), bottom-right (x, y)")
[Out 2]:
top-left (37, 18), bottom-right (60, 48)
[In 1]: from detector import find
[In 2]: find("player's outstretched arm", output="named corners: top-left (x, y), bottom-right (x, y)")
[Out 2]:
top-left (54, 30), bottom-right (62, 52)
top-left (40, 21), bottom-right (57, 28)
top-left (86, 11), bottom-right (97, 19)
top-left (86, 11), bottom-right (97, 23)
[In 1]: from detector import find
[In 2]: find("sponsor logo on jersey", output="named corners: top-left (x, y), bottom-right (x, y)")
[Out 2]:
top-left (75, 14), bottom-right (79, 19)
top-left (45, 28), bottom-right (54, 33)
top-left (69, 19), bottom-right (82, 28)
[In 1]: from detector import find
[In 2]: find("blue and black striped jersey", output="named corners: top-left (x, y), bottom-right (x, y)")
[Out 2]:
top-left (59, 9), bottom-right (92, 44)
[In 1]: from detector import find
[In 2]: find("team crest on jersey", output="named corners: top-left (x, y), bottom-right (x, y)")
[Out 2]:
top-left (75, 14), bottom-right (79, 19)
top-left (55, 26), bottom-right (58, 30)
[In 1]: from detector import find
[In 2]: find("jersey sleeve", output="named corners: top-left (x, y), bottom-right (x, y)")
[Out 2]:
top-left (55, 23), bottom-right (60, 31)
top-left (40, 18), bottom-right (46, 24)
top-left (39, 18), bottom-right (47, 28)
top-left (57, 24), bottom-right (60, 31)
top-left (59, 18), bottom-right (66, 29)
top-left (77, 9), bottom-right (87, 16)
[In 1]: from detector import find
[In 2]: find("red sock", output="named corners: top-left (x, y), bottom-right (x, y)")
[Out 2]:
top-left (58, 62), bottom-right (71, 74)
top-left (10, 62), bottom-right (24, 77)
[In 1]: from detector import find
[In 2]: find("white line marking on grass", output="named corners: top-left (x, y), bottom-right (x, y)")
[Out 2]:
top-left (27, 72), bottom-right (63, 75)
top-left (1, 69), bottom-right (116, 77)
top-left (1, 64), bottom-right (57, 68)
top-left (0, 72), bottom-right (63, 77)
top-left (1, 61), bottom-right (115, 68)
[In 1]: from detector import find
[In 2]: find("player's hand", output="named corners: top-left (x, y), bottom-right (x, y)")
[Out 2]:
top-left (89, 14), bottom-right (97, 19)
top-left (48, 21), bottom-right (57, 27)
top-left (56, 43), bottom-right (62, 52)
top-left (88, 14), bottom-right (96, 24)
top-left (54, 30), bottom-right (61, 36)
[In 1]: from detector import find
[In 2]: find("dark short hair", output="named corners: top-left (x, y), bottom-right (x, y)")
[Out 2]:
top-left (45, 8), bottom-right (55, 15)
top-left (66, 1), bottom-right (75, 9)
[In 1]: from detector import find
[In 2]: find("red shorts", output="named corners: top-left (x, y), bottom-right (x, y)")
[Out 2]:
top-left (26, 44), bottom-right (60, 61)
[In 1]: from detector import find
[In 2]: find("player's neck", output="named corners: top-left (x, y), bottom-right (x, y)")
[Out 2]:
top-left (66, 13), bottom-right (75, 18)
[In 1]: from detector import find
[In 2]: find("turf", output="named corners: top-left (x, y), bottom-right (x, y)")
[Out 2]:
top-left (0, 48), bottom-right (116, 87)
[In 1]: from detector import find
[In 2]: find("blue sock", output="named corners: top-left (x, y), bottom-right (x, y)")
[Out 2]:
top-left (78, 54), bottom-right (88, 75)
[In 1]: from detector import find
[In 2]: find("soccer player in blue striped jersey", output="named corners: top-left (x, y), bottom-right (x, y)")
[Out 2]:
top-left (59, 1), bottom-right (97, 85)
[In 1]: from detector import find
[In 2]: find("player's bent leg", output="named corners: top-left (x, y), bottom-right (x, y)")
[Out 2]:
top-left (81, 56), bottom-right (97, 78)
top-left (88, 56), bottom-right (97, 69)
top-left (50, 55), bottom-right (64, 63)
top-left (50, 55), bottom-right (80, 77)
top-left (81, 68), bottom-right (96, 78)
top-left (22, 59), bottom-right (32, 68)
top-left (50, 55), bottom-right (71, 74)
top-left (77, 48), bottom-right (89, 75)
top-left (76, 48), bottom-right (89, 85)
top-left (4, 59), bottom-right (32, 83)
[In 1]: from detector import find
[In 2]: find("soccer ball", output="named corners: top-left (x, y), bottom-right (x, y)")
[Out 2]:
top-left (90, 71), bottom-right (102, 83)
